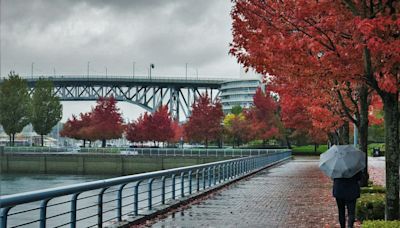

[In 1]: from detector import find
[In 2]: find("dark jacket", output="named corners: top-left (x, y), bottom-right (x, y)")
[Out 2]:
top-left (333, 171), bottom-right (362, 201)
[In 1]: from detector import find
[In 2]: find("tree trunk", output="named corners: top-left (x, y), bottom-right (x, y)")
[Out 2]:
top-left (102, 139), bottom-right (106, 148)
top-left (9, 134), bottom-right (12, 146)
top-left (383, 92), bottom-right (399, 220)
top-left (285, 136), bottom-right (292, 149)
top-left (83, 139), bottom-right (86, 148)
top-left (314, 143), bottom-right (318, 153)
top-left (12, 134), bottom-right (15, 146)
top-left (41, 134), bottom-right (44, 147)
top-left (205, 138), bottom-right (208, 148)
top-left (340, 121), bottom-right (350, 144)
top-left (359, 85), bottom-right (369, 187)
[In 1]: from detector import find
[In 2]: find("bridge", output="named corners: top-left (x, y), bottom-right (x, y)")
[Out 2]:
top-left (1, 75), bottom-right (228, 120)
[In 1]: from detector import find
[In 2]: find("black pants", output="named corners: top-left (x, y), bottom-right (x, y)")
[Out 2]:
top-left (336, 198), bottom-right (356, 228)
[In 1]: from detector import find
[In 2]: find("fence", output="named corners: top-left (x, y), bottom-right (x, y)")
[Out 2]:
top-left (3, 146), bottom-right (288, 158)
top-left (0, 150), bottom-right (291, 228)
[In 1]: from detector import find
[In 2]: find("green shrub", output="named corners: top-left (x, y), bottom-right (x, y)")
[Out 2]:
top-left (362, 220), bottom-right (400, 228)
top-left (361, 185), bottom-right (386, 194)
top-left (356, 193), bottom-right (385, 221)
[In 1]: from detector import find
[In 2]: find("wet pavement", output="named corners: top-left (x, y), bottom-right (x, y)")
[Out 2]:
top-left (368, 156), bottom-right (385, 186)
top-left (127, 157), bottom-right (387, 228)
top-left (142, 158), bottom-right (344, 228)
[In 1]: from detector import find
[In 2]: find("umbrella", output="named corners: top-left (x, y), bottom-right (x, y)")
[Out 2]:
top-left (319, 145), bottom-right (366, 178)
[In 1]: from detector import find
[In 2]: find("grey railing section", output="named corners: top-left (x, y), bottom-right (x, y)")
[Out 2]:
top-left (3, 147), bottom-right (288, 157)
top-left (0, 150), bottom-right (291, 228)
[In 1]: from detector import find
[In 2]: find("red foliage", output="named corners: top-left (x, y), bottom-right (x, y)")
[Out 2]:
top-left (184, 94), bottom-right (224, 147)
top-left (126, 105), bottom-right (175, 144)
top-left (89, 97), bottom-right (124, 143)
top-left (247, 88), bottom-right (282, 141)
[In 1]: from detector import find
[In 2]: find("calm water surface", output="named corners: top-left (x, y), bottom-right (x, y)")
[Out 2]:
top-left (0, 173), bottom-right (113, 196)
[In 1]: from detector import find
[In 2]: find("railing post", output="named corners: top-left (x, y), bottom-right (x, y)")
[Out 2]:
top-left (180, 172), bottom-right (185, 197)
top-left (196, 170), bottom-right (200, 192)
top-left (134, 181), bottom-right (142, 216)
top-left (40, 199), bottom-right (50, 228)
top-left (161, 176), bottom-right (166, 204)
top-left (188, 170), bottom-right (193, 194)
top-left (172, 174), bottom-right (176, 199)
top-left (0, 207), bottom-right (11, 228)
top-left (71, 193), bottom-right (81, 227)
top-left (117, 184), bottom-right (127, 222)
top-left (202, 168), bottom-right (206, 189)
top-left (207, 167), bottom-right (211, 187)
top-left (213, 166), bottom-right (217, 185)
top-left (148, 178), bottom-right (155, 210)
top-left (98, 188), bottom-right (108, 228)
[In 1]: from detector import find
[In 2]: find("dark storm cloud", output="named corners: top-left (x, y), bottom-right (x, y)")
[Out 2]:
top-left (1, 0), bottom-right (244, 78)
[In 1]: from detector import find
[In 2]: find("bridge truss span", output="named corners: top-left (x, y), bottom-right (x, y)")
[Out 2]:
top-left (22, 75), bottom-right (225, 120)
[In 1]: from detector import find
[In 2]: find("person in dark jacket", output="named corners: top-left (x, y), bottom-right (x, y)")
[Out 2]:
top-left (333, 171), bottom-right (362, 228)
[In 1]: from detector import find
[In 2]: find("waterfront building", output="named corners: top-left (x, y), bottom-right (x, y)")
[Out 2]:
top-left (219, 78), bottom-right (262, 113)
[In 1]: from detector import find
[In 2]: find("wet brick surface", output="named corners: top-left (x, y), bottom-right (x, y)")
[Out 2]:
top-left (142, 159), bottom-right (348, 228)
top-left (368, 157), bottom-right (385, 186)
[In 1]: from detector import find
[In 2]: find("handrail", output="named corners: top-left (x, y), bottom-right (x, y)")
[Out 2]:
top-left (0, 156), bottom-right (250, 208)
top-left (0, 150), bottom-right (291, 228)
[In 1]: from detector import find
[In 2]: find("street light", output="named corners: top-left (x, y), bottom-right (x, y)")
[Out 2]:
top-left (132, 62), bottom-right (135, 78)
top-left (87, 61), bottom-right (90, 77)
top-left (149, 63), bottom-right (155, 80)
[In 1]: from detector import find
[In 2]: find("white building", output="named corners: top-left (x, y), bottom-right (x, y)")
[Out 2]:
top-left (220, 78), bottom-right (263, 113)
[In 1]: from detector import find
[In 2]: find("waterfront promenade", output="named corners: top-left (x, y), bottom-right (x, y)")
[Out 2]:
top-left (141, 157), bottom-right (385, 227)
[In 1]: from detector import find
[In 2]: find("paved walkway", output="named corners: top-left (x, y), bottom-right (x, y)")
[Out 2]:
top-left (142, 158), bottom-right (346, 227)
top-left (130, 157), bottom-right (386, 228)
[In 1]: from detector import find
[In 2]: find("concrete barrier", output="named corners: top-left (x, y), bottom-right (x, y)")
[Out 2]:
top-left (0, 153), bottom-right (227, 175)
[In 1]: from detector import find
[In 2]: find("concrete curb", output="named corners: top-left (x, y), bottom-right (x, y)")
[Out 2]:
top-left (106, 156), bottom-right (292, 228)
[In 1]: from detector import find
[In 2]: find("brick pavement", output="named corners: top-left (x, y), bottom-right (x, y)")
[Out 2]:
top-left (142, 158), bottom-right (348, 228)
top-left (368, 157), bottom-right (385, 186)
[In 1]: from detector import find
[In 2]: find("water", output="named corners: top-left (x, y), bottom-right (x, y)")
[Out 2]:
top-left (1, 173), bottom-right (112, 196)
top-left (0, 173), bottom-right (194, 227)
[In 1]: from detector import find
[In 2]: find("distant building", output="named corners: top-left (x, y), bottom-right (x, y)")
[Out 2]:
top-left (220, 78), bottom-right (263, 113)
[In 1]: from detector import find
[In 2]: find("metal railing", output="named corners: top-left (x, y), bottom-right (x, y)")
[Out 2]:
top-left (0, 150), bottom-right (291, 228)
top-left (3, 147), bottom-right (288, 158)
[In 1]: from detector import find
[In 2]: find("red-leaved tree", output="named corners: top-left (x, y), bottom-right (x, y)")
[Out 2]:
top-left (184, 94), bottom-right (224, 148)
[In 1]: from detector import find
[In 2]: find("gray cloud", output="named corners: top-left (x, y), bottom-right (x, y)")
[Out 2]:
top-left (1, 0), bottom-right (243, 78)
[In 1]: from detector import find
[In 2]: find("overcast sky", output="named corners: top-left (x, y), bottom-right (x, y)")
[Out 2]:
top-left (0, 0), bottom-right (256, 121)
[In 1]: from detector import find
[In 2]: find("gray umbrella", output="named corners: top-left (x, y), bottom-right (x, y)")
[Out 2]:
top-left (319, 145), bottom-right (366, 178)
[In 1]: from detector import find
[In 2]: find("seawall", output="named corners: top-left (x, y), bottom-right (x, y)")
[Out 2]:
top-left (0, 153), bottom-right (227, 175)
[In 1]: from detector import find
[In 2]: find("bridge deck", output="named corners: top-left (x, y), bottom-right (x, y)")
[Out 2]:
top-left (1, 75), bottom-right (226, 88)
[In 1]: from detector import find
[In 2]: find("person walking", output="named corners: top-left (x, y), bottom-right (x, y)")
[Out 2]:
top-left (332, 171), bottom-right (362, 228)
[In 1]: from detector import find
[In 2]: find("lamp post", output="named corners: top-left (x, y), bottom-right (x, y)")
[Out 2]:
top-left (87, 61), bottom-right (90, 77)
top-left (149, 63), bottom-right (155, 80)
top-left (185, 63), bottom-right (188, 80)
top-left (31, 62), bottom-right (34, 79)
top-left (132, 62), bottom-right (135, 78)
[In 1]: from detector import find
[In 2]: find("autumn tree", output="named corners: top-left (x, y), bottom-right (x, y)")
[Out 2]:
top-left (60, 113), bottom-right (92, 147)
top-left (126, 106), bottom-right (175, 146)
top-left (0, 72), bottom-right (31, 146)
top-left (230, 0), bottom-right (399, 219)
top-left (90, 97), bottom-right (124, 147)
top-left (184, 94), bottom-right (224, 148)
top-left (30, 79), bottom-right (62, 146)
top-left (247, 89), bottom-right (282, 146)
top-left (223, 112), bottom-right (253, 147)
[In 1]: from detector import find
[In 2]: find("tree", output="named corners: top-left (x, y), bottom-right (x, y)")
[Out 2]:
top-left (30, 79), bottom-right (62, 146)
top-left (127, 106), bottom-right (177, 146)
top-left (184, 94), bottom-right (224, 147)
top-left (60, 113), bottom-right (92, 147)
top-left (231, 105), bottom-right (243, 115)
top-left (150, 105), bottom-right (174, 144)
top-left (223, 113), bottom-right (253, 147)
top-left (247, 89), bottom-right (282, 146)
top-left (0, 72), bottom-right (30, 146)
top-left (230, 0), bottom-right (399, 219)
top-left (90, 97), bottom-right (124, 147)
